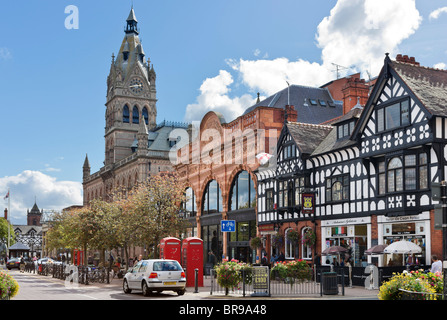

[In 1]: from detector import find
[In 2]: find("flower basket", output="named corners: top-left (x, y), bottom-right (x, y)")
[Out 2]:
top-left (301, 229), bottom-right (316, 246)
top-left (249, 237), bottom-right (262, 250)
top-left (286, 230), bottom-right (299, 245)
top-left (271, 233), bottom-right (284, 249)
top-left (0, 271), bottom-right (19, 300)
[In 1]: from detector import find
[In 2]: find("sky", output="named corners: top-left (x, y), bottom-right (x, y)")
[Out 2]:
top-left (1, 0), bottom-right (447, 224)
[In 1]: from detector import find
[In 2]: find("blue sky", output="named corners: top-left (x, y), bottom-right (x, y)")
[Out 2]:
top-left (1, 0), bottom-right (447, 224)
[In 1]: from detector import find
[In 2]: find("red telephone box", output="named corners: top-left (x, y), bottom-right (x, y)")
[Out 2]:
top-left (159, 237), bottom-right (181, 263)
top-left (181, 237), bottom-right (203, 287)
top-left (73, 249), bottom-right (84, 266)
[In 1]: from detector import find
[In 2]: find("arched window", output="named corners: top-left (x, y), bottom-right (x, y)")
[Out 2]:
top-left (202, 180), bottom-right (222, 215)
top-left (285, 228), bottom-right (295, 259)
top-left (142, 107), bottom-right (149, 125)
top-left (123, 105), bottom-right (130, 123)
top-left (388, 157), bottom-right (403, 192)
top-left (132, 105), bottom-right (139, 124)
top-left (229, 171), bottom-right (256, 211)
top-left (301, 227), bottom-right (313, 260)
top-left (183, 187), bottom-right (196, 218)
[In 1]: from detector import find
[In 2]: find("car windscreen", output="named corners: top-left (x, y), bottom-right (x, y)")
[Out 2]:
top-left (153, 261), bottom-right (182, 272)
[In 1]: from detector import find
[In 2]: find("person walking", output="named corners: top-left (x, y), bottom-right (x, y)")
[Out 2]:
top-left (20, 256), bottom-right (25, 273)
top-left (430, 255), bottom-right (442, 274)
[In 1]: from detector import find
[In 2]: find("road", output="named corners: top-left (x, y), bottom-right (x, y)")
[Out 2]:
top-left (4, 268), bottom-right (208, 300)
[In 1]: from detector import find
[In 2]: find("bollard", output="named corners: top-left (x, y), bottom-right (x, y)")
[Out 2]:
top-left (194, 268), bottom-right (199, 293)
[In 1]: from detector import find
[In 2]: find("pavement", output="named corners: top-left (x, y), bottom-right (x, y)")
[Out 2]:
top-left (1, 264), bottom-right (379, 300)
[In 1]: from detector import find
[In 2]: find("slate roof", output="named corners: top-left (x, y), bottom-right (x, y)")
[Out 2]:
top-left (8, 242), bottom-right (30, 251)
top-left (286, 122), bottom-right (333, 155)
top-left (243, 85), bottom-right (343, 124)
top-left (391, 61), bottom-right (447, 116)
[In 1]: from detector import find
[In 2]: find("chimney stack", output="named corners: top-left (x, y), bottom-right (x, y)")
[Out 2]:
top-left (395, 54), bottom-right (420, 66)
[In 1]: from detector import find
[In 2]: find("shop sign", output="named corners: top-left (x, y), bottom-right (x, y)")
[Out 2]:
top-left (302, 193), bottom-right (315, 214)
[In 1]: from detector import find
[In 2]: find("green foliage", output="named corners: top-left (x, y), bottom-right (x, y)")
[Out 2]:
top-left (214, 259), bottom-right (253, 294)
top-left (270, 259), bottom-right (312, 283)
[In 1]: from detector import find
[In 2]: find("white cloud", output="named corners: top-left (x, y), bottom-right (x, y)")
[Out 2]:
top-left (0, 47), bottom-right (12, 60)
top-left (184, 0), bottom-right (422, 122)
top-left (0, 170), bottom-right (82, 224)
top-left (184, 70), bottom-right (255, 122)
top-left (434, 62), bottom-right (446, 70)
top-left (429, 7), bottom-right (447, 20)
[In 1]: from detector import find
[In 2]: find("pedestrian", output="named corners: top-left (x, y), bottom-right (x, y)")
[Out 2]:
top-left (20, 255), bottom-right (25, 273)
top-left (430, 255), bottom-right (442, 274)
top-left (277, 251), bottom-right (285, 262)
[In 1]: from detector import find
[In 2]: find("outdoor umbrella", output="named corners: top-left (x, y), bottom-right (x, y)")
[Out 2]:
top-left (322, 245), bottom-right (348, 256)
top-left (383, 240), bottom-right (422, 254)
top-left (365, 244), bottom-right (387, 255)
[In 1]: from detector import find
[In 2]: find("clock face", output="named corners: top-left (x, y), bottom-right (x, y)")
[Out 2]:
top-left (129, 78), bottom-right (144, 95)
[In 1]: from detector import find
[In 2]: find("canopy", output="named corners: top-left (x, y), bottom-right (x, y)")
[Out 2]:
top-left (383, 240), bottom-right (421, 254)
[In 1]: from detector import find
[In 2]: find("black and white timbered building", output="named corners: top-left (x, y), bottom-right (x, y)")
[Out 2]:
top-left (256, 54), bottom-right (447, 268)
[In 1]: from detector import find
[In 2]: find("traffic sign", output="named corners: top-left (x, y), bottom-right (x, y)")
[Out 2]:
top-left (221, 220), bottom-right (236, 232)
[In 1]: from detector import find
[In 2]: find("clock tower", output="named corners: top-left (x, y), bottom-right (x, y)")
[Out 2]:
top-left (104, 8), bottom-right (157, 165)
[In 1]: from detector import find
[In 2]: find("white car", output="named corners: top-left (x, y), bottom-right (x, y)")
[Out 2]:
top-left (123, 259), bottom-right (186, 296)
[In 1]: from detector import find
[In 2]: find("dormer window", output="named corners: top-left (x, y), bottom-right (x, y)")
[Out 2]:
top-left (337, 121), bottom-right (355, 139)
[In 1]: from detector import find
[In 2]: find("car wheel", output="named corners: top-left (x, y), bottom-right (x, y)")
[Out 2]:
top-left (177, 289), bottom-right (186, 296)
top-left (142, 281), bottom-right (151, 297)
top-left (123, 279), bottom-right (132, 294)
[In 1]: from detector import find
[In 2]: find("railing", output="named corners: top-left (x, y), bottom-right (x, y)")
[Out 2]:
top-left (399, 289), bottom-right (444, 300)
top-left (25, 262), bottom-right (111, 285)
top-left (210, 268), bottom-right (321, 297)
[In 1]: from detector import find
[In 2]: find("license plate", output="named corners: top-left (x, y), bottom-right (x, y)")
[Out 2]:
top-left (164, 281), bottom-right (177, 285)
top-left (9, 263), bottom-right (14, 265)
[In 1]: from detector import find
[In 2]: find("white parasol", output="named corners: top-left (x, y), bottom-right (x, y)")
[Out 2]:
top-left (383, 240), bottom-right (422, 254)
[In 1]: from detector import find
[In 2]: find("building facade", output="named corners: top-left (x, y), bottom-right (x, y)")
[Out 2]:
top-left (257, 54), bottom-right (447, 268)
top-left (174, 80), bottom-right (364, 264)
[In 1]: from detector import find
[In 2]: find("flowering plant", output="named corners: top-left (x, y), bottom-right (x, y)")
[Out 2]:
top-left (0, 271), bottom-right (19, 300)
top-left (249, 237), bottom-right (262, 250)
top-left (286, 230), bottom-right (299, 245)
top-left (271, 259), bottom-right (312, 284)
top-left (378, 269), bottom-right (441, 300)
top-left (214, 259), bottom-right (252, 295)
top-left (301, 229), bottom-right (316, 246)
top-left (271, 233), bottom-right (283, 248)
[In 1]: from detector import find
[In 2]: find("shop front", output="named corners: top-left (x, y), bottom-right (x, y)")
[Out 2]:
top-left (378, 212), bottom-right (430, 267)
top-left (227, 210), bottom-right (257, 264)
top-left (321, 217), bottom-right (371, 267)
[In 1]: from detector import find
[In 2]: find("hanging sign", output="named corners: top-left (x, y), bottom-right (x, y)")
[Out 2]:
top-left (302, 193), bottom-right (315, 214)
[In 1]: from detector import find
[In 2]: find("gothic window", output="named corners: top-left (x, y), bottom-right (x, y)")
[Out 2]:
top-left (132, 106), bottom-right (139, 124)
top-left (301, 227), bottom-right (313, 260)
top-left (229, 171), bottom-right (256, 211)
top-left (376, 98), bottom-right (410, 132)
top-left (123, 105), bottom-right (130, 123)
top-left (202, 180), bottom-right (222, 215)
top-left (142, 107), bottom-right (149, 125)
top-left (326, 175), bottom-right (349, 202)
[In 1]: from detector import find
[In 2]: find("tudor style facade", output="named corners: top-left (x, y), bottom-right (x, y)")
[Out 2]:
top-left (257, 54), bottom-right (447, 268)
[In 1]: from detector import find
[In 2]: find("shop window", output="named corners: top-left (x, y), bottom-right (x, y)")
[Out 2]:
top-left (229, 171), bottom-right (256, 211)
top-left (202, 180), bottom-right (222, 214)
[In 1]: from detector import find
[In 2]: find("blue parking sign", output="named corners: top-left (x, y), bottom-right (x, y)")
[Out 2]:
top-left (221, 220), bottom-right (236, 232)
